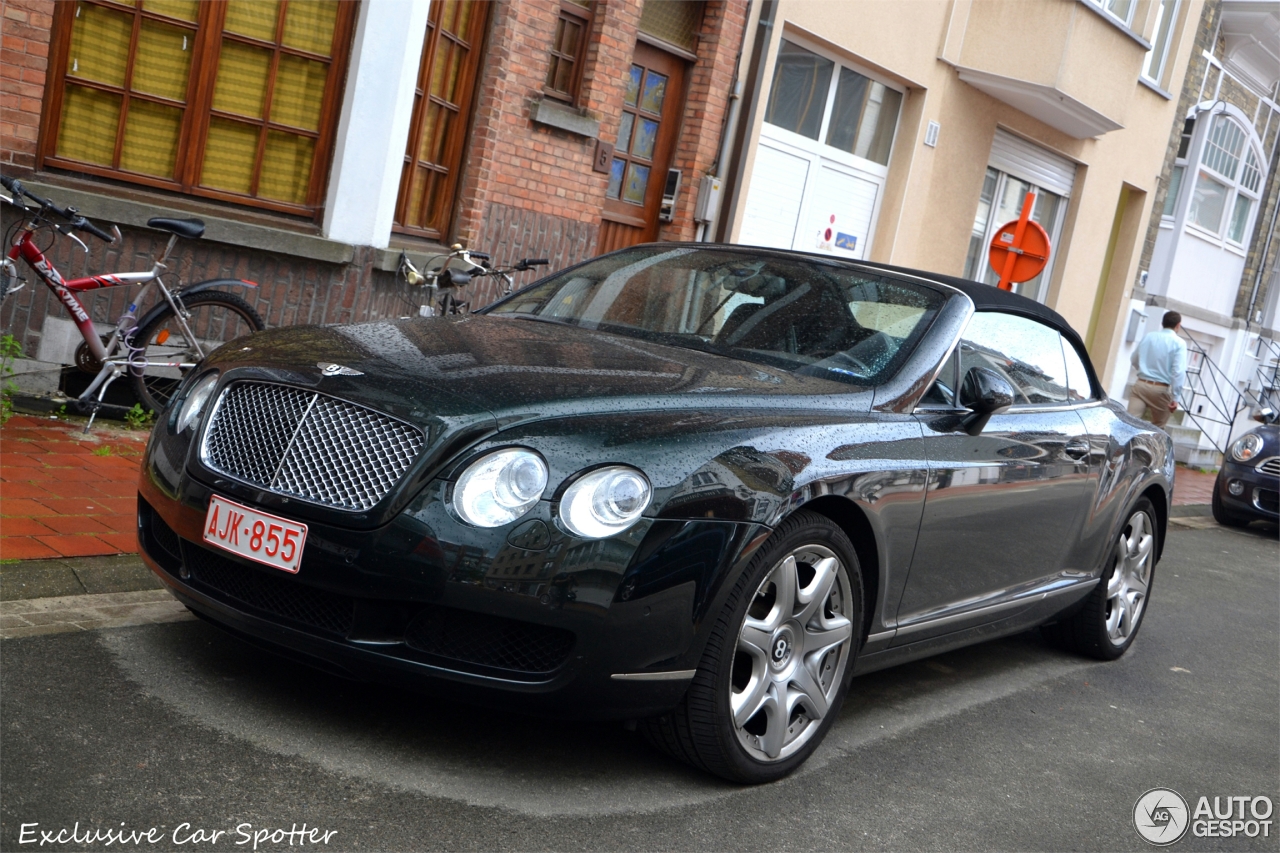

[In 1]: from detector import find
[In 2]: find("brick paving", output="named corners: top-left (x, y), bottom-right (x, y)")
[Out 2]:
top-left (1172, 463), bottom-right (1217, 506)
top-left (1, 415), bottom-right (145, 560)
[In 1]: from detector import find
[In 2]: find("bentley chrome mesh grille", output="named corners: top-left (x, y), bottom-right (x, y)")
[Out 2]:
top-left (202, 382), bottom-right (425, 511)
top-left (1255, 457), bottom-right (1280, 477)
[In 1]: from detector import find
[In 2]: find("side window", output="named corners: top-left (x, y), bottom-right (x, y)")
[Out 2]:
top-left (960, 312), bottom-right (1071, 406)
top-left (1061, 337), bottom-right (1096, 401)
top-left (545, 1), bottom-right (594, 106)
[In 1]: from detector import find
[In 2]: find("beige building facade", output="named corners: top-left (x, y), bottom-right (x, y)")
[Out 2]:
top-left (715, 0), bottom-right (1205, 383)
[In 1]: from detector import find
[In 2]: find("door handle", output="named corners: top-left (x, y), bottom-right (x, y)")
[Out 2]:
top-left (1064, 439), bottom-right (1090, 459)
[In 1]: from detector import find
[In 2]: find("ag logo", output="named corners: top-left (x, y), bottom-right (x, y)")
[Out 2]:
top-left (1134, 788), bottom-right (1189, 845)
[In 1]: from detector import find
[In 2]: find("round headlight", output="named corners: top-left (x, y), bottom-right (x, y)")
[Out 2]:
top-left (1230, 433), bottom-right (1264, 463)
top-left (452, 448), bottom-right (548, 527)
top-left (558, 466), bottom-right (651, 539)
top-left (176, 372), bottom-right (219, 433)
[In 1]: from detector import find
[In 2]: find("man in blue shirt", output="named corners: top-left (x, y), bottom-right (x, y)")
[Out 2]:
top-left (1128, 310), bottom-right (1187, 429)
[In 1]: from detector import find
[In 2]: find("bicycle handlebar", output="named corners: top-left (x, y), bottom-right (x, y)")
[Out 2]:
top-left (0, 175), bottom-right (115, 243)
top-left (72, 216), bottom-right (114, 243)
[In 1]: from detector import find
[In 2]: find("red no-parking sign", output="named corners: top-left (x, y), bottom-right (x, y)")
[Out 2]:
top-left (988, 191), bottom-right (1051, 291)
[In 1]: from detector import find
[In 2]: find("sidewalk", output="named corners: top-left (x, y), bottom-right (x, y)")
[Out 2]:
top-left (1, 414), bottom-right (146, 560)
top-left (1171, 463), bottom-right (1216, 506)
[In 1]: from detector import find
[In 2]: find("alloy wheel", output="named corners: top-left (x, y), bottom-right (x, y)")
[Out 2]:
top-left (731, 545), bottom-right (854, 762)
top-left (1105, 509), bottom-right (1153, 645)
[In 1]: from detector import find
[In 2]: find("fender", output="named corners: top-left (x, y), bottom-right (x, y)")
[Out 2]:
top-left (134, 278), bottom-right (259, 334)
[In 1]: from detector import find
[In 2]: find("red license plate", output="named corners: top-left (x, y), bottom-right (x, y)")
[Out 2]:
top-left (203, 494), bottom-right (307, 573)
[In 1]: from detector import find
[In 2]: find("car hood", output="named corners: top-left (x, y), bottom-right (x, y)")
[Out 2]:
top-left (205, 315), bottom-right (872, 429)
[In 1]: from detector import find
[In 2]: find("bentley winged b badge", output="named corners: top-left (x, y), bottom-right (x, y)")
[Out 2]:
top-left (317, 362), bottom-right (363, 376)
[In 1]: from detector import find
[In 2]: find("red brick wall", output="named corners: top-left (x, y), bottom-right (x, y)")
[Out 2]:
top-left (454, 1), bottom-right (641, 245)
top-left (0, 223), bottom-right (411, 364)
top-left (0, 0), bottom-right (53, 173)
top-left (454, 0), bottom-right (745, 270)
top-left (659, 0), bottom-right (746, 242)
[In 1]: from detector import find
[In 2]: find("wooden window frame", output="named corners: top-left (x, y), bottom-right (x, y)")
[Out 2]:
top-left (543, 1), bottom-right (593, 106)
top-left (38, 0), bottom-right (356, 220)
top-left (392, 0), bottom-right (490, 242)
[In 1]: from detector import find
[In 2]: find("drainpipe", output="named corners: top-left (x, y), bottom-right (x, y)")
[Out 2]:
top-left (713, 0), bottom-right (776, 243)
top-left (700, 79), bottom-right (743, 242)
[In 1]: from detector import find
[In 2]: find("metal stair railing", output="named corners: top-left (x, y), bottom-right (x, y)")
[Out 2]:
top-left (1176, 330), bottom-right (1248, 456)
top-left (1253, 336), bottom-right (1280, 411)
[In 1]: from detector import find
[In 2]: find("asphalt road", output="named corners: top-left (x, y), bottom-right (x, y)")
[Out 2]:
top-left (2, 524), bottom-right (1276, 852)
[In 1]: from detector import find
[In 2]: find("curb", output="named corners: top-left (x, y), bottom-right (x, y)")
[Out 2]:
top-left (0, 588), bottom-right (192, 639)
top-left (0, 553), bottom-right (162, 602)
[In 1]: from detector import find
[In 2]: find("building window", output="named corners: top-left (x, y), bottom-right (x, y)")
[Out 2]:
top-left (637, 0), bottom-right (702, 54)
top-left (606, 61), bottom-right (670, 205)
top-left (962, 167), bottom-right (1068, 303)
top-left (764, 41), bottom-right (831, 140)
top-left (1186, 114), bottom-right (1263, 246)
top-left (42, 0), bottom-right (355, 216)
top-left (544, 1), bottom-right (592, 105)
top-left (763, 41), bottom-right (902, 166)
top-left (394, 0), bottom-right (489, 240)
top-left (1090, 0), bottom-right (1135, 26)
top-left (1142, 0), bottom-right (1179, 83)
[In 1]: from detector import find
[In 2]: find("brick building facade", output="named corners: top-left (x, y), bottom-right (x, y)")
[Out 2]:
top-left (0, 0), bottom-right (745, 391)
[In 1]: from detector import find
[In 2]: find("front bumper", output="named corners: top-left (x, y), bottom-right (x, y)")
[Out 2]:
top-left (137, 467), bottom-right (764, 719)
top-left (1215, 462), bottom-right (1279, 521)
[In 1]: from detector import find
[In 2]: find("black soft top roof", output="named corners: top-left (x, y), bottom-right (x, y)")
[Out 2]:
top-left (853, 260), bottom-right (1070, 327)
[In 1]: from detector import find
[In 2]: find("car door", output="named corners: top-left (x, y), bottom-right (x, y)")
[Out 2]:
top-left (893, 310), bottom-right (1093, 644)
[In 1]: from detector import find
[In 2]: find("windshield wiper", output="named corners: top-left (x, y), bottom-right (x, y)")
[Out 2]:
top-left (502, 313), bottom-right (579, 327)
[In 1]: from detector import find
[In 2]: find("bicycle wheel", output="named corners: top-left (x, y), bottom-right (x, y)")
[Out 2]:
top-left (130, 290), bottom-right (264, 414)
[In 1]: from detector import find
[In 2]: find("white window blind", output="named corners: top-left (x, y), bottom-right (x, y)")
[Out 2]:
top-left (988, 129), bottom-right (1077, 198)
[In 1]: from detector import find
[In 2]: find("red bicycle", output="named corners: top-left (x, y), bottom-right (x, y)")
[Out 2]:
top-left (2, 176), bottom-right (264, 429)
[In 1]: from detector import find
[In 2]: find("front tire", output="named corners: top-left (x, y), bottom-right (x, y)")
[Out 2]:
top-left (642, 510), bottom-right (862, 783)
top-left (130, 290), bottom-right (264, 414)
top-left (1043, 497), bottom-right (1157, 660)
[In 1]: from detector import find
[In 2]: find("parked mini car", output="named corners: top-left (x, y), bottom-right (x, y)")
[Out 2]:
top-left (137, 244), bottom-right (1174, 783)
top-left (1212, 413), bottom-right (1280, 527)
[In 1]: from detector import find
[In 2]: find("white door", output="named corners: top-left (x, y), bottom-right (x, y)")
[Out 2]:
top-left (738, 37), bottom-right (902, 261)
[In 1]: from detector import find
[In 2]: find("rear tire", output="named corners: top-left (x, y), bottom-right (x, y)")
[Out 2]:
top-left (130, 290), bottom-right (263, 414)
top-left (641, 510), bottom-right (862, 783)
top-left (1043, 497), bottom-right (1157, 661)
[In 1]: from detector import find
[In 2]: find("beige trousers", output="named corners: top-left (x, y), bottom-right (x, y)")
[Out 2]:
top-left (1128, 380), bottom-right (1174, 428)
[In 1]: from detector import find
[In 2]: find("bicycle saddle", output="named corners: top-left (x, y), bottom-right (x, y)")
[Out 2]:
top-left (148, 217), bottom-right (205, 239)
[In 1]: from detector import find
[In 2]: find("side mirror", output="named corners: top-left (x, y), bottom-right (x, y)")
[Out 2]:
top-left (958, 366), bottom-right (1014, 435)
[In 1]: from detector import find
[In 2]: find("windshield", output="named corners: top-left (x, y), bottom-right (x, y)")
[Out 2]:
top-left (485, 246), bottom-right (946, 387)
